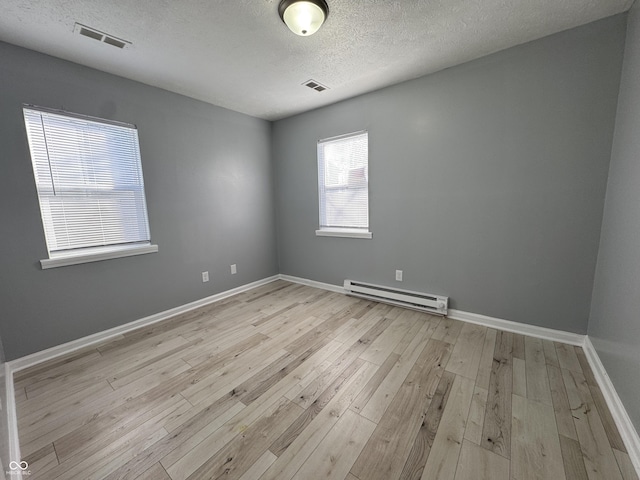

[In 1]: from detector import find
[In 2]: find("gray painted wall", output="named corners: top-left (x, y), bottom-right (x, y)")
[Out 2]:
top-left (273, 15), bottom-right (626, 334)
top-left (0, 42), bottom-right (278, 360)
top-left (0, 328), bottom-right (8, 479)
top-left (589, 3), bottom-right (640, 432)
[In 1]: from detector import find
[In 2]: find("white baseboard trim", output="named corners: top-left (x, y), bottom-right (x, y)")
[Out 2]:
top-left (448, 309), bottom-right (585, 346)
top-left (5, 364), bottom-right (22, 480)
top-left (582, 337), bottom-right (640, 475)
top-left (8, 275), bottom-right (280, 373)
top-left (278, 274), bottom-right (345, 294)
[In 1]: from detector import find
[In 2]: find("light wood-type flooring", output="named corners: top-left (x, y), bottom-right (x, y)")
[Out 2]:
top-left (14, 280), bottom-right (638, 480)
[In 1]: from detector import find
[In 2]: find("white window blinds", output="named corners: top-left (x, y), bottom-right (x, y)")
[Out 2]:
top-left (23, 106), bottom-right (151, 255)
top-left (318, 131), bottom-right (369, 231)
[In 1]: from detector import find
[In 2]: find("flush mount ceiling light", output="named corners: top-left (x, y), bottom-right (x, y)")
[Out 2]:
top-left (278, 0), bottom-right (329, 36)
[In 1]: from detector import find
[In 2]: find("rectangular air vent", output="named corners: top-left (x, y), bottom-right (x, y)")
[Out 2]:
top-left (74, 23), bottom-right (130, 49)
top-left (303, 79), bottom-right (329, 92)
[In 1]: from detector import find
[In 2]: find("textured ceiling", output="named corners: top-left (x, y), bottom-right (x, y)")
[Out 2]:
top-left (0, 0), bottom-right (633, 120)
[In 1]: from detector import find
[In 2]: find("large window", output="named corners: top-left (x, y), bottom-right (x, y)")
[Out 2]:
top-left (23, 106), bottom-right (157, 269)
top-left (316, 131), bottom-right (371, 238)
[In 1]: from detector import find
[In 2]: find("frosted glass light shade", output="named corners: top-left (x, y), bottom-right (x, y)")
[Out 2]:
top-left (279, 0), bottom-right (328, 36)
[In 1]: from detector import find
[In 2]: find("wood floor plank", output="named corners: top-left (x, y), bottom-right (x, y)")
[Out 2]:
top-left (481, 330), bottom-right (513, 459)
top-left (259, 309), bottom-right (325, 342)
top-left (14, 385), bottom-right (27, 403)
top-left (15, 349), bottom-right (103, 392)
top-left (292, 316), bottom-right (393, 409)
top-left (476, 328), bottom-right (498, 390)
top-left (292, 410), bottom-right (376, 480)
top-left (356, 321), bottom-right (435, 423)
top-left (179, 330), bottom-right (269, 368)
top-left (270, 358), bottom-right (365, 457)
top-left (20, 381), bottom-right (144, 457)
top-left (260, 361), bottom-right (379, 480)
top-left (511, 394), bottom-right (566, 480)
top-left (398, 370), bottom-right (456, 480)
top-left (419, 375), bottom-right (475, 480)
top-left (454, 439), bottom-right (509, 480)
top-left (17, 380), bottom-right (109, 431)
top-left (138, 463), bottom-right (171, 480)
top-left (180, 347), bottom-right (290, 406)
top-left (575, 346), bottom-right (598, 387)
top-left (525, 336), bottom-right (552, 405)
top-left (238, 451), bottom-right (277, 480)
top-left (327, 303), bottom-right (390, 345)
top-left (333, 304), bottom-right (396, 349)
top-left (351, 339), bottom-right (453, 480)
top-left (282, 340), bottom-right (345, 402)
top-left (613, 449), bottom-right (639, 480)
top-left (512, 357), bottom-right (527, 398)
top-left (35, 414), bottom-right (168, 480)
top-left (555, 342), bottom-right (582, 373)
top-left (359, 310), bottom-right (418, 365)
top-left (512, 333), bottom-right (526, 360)
top-left (98, 331), bottom-right (192, 364)
top-left (570, 346), bottom-right (628, 451)
top-left (445, 323), bottom-right (486, 380)
top-left (109, 353), bottom-right (192, 390)
top-left (164, 396), bottom-right (291, 480)
top-left (431, 317), bottom-right (464, 344)
top-left (54, 393), bottom-right (187, 464)
top-left (543, 340), bottom-right (559, 368)
top-left (561, 367), bottom-right (623, 480)
top-left (175, 350), bottom-right (339, 477)
top-left (233, 339), bottom-right (332, 406)
top-left (112, 399), bottom-right (246, 480)
top-left (55, 428), bottom-right (168, 480)
top-left (463, 386), bottom-right (488, 445)
top-left (182, 398), bottom-right (302, 480)
top-left (559, 434), bottom-right (589, 480)
top-left (349, 352), bottom-right (399, 416)
top-left (393, 314), bottom-right (434, 355)
top-left (22, 443), bottom-right (58, 479)
top-left (547, 365), bottom-right (578, 440)
top-left (14, 347), bottom-right (97, 385)
top-left (587, 379), bottom-right (627, 453)
top-left (102, 396), bottom-right (243, 480)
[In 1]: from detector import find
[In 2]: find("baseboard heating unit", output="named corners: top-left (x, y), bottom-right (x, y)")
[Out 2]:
top-left (343, 280), bottom-right (448, 316)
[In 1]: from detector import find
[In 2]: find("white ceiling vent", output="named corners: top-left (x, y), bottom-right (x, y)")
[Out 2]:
top-left (74, 23), bottom-right (130, 49)
top-left (303, 80), bottom-right (329, 92)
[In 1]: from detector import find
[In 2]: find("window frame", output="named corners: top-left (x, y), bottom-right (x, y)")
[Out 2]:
top-left (23, 105), bottom-right (158, 269)
top-left (316, 130), bottom-right (372, 239)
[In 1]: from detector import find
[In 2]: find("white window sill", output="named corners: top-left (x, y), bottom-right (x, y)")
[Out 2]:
top-left (40, 244), bottom-right (158, 269)
top-left (315, 229), bottom-right (372, 239)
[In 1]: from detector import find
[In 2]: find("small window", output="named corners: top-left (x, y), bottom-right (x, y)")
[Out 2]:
top-left (316, 131), bottom-right (371, 239)
top-left (23, 106), bottom-right (157, 269)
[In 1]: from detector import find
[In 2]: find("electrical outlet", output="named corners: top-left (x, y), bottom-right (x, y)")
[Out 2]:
top-left (395, 270), bottom-right (403, 281)
top-left (202, 271), bottom-right (209, 282)
top-left (230, 264), bottom-right (237, 275)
